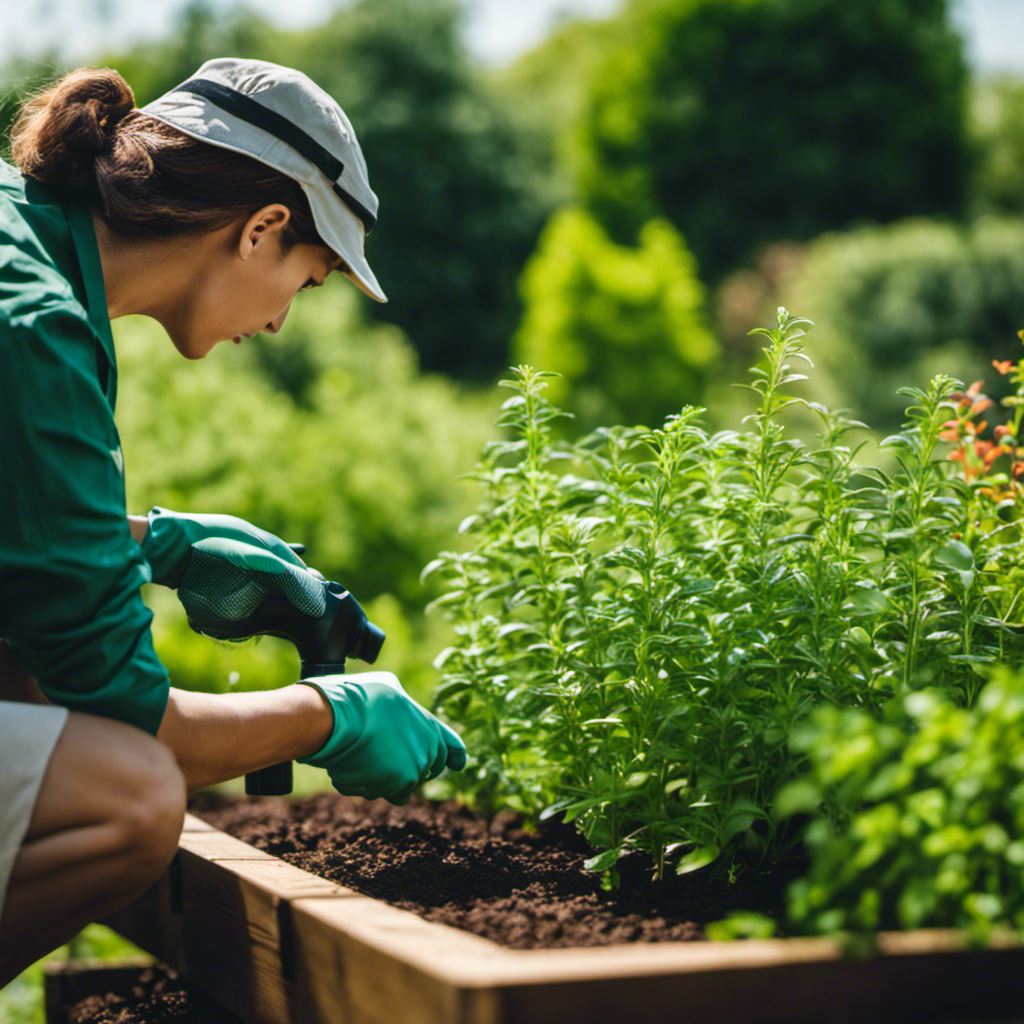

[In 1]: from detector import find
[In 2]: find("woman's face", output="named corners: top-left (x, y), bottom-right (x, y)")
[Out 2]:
top-left (164, 206), bottom-right (343, 360)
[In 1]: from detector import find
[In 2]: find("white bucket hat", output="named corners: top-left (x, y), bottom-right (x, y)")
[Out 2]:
top-left (142, 57), bottom-right (386, 303)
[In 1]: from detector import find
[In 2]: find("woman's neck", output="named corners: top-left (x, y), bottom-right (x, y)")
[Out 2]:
top-left (91, 211), bottom-right (218, 321)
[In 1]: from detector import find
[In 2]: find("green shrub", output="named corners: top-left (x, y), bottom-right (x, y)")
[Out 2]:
top-left (778, 667), bottom-right (1024, 940)
top-left (514, 207), bottom-right (719, 432)
top-left (782, 217), bottom-right (1024, 432)
top-left (426, 309), bottom-right (1024, 884)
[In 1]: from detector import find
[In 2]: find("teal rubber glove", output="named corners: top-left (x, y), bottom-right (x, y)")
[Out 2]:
top-left (141, 507), bottom-right (308, 589)
top-left (297, 672), bottom-right (468, 805)
top-left (177, 538), bottom-right (328, 638)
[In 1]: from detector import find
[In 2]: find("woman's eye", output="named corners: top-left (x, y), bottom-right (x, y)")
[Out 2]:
top-left (300, 278), bottom-right (320, 292)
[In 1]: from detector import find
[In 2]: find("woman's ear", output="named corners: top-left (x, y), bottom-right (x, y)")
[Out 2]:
top-left (238, 204), bottom-right (292, 260)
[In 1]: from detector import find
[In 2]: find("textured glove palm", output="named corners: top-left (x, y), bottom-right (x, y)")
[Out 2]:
top-left (297, 673), bottom-right (467, 805)
top-left (141, 507), bottom-right (307, 588)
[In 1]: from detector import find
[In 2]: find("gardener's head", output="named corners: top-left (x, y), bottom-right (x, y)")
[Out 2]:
top-left (11, 58), bottom-right (385, 358)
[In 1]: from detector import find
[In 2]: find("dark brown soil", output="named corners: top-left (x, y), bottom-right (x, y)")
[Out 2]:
top-left (191, 792), bottom-right (805, 950)
top-left (65, 965), bottom-right (241, 1024)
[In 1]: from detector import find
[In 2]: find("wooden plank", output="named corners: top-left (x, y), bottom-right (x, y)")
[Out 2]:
top-left (44, 957), bottom-right (156, 1024)
top-left (468, 945), bottom-right (1024, 1024)
top-left (178, 828), bottom-right (278, 861)
top-left (289, 896), bottom-right (503, 1024)
top-left (105, 817), bottom-right (1024, 1024)
top-left (181, 812), bottom-right (217, 832)
top-left (173, 847), bottom-right (358, 1024)
top-left (101, 865), bottom-right (183, 971)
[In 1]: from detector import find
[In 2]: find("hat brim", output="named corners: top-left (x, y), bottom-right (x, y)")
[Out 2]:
top-left (142, 92), bottom-right (387, 303)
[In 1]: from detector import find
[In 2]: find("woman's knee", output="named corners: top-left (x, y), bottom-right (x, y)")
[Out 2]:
top-left (28, 711), bottom-right (186, 881)
top-left (114, 733), bottom-right (186, 881)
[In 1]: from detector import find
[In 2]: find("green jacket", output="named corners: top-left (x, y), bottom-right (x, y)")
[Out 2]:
top-left (0, 160), bottom-right (169, 734)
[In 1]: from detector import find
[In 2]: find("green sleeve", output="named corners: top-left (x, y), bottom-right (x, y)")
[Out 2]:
top-left (0, 304), bottom-right (169, 734)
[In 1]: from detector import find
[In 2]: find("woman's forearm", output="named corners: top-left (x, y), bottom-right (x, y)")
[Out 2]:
top-left (157, 684), bottom-right (333, 792)
top-left (127, 515), bottom-right (149, 544)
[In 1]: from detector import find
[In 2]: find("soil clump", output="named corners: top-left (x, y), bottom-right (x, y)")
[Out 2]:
top-left (64, 965), bottom-right (241, 1023)
top-left (192, 792), bottom-right (803, 949)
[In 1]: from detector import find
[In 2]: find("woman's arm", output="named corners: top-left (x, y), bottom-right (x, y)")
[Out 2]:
top-left (127, 515), bottom-right (148, 543)
top-left (156, 684), bottom-right (333, 792)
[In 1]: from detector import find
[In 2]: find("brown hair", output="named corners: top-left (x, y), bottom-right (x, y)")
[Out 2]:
top-left (10, 67), bottom-right (324, 248)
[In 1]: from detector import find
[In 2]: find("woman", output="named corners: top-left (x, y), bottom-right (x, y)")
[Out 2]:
top-left (0, 57), bottom-right (466, 984)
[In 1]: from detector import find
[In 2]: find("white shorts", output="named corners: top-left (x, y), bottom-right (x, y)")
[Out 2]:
top-left (0, 702), bottom-right (69, 923)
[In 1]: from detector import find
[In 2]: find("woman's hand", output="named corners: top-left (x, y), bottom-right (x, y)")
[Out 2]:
top-left (297, 672), bottom-right (468, 805)
top-left (137, 507), bottom-right (307, 588)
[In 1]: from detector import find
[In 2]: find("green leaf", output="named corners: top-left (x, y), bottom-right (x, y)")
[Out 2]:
top-left (935, 540), bottom-right (974, 571)
top-left (774, 780), bottom-right (821, 818)
top-left (584, 847), bottom-right (623, 872)
top-left (675, 845), bottom-right (720, 875)
top-left (706, 912), bottom-right (777, 941)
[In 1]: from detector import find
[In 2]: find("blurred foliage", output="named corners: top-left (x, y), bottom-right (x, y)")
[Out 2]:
top-left (115, 284), bottom-right (492, 696)
top-left (572, 0), bottom-right (970, 282)
top-left (779, 668), bottom-right (1024, 940)
top-left (514, 207), bottom-right (719, 431)
top-left (780, 216), bottom-right (1024, 432)
top-left (1, 0), bottom-right (548, 380)
top-left (970, 74), bottom-right (1024, 218)
top-left (490, 13), bottom-right (621, 210)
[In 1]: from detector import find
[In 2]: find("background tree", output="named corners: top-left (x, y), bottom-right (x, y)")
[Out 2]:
top-left (279, 0), bottom-right (549, 379)
top-left (571, 0), bottom-right (971, 282)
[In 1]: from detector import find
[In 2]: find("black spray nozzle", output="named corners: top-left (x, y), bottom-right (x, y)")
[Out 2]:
top-left (300, 582), bottom-right (385, 677)
top-left (177, 539), bottom-right (386, 797)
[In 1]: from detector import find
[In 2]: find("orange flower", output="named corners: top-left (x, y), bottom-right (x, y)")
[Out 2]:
top-left (982, 443), bottom-right (1003, 467)
top-left (971, 398), bottom-right (993, 415)
top-left (993, 359), bottom-right (1015, 376)
top-left (995, 424), bottom-right (1013, 441)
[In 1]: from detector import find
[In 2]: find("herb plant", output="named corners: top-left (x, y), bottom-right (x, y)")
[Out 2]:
top-left (426, 309), bottom-right (1024, 883)
top-left (777, 667), bottom-right (1024, 940)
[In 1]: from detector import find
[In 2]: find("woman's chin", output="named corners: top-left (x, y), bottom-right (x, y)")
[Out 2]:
top-left (169, 332), bottom-right (221, 360)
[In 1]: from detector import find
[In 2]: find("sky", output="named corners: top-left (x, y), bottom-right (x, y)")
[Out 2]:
top-left (0, 0), bottom-right (1021, 72)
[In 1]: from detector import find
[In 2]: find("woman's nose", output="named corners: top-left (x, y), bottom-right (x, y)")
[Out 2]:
top-left (264, 302), bottom-right (292, 335)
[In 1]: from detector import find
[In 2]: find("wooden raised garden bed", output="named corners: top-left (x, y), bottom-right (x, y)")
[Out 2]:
top-left (99, 811), bottom-right (1024, 1024)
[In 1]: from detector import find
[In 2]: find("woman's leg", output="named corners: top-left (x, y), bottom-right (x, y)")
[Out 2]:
top-left (0, 711), bottom-right (186, 985)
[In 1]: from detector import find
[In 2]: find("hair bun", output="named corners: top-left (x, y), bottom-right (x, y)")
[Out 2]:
top-left (11, 67), bottom-right (135, 196)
